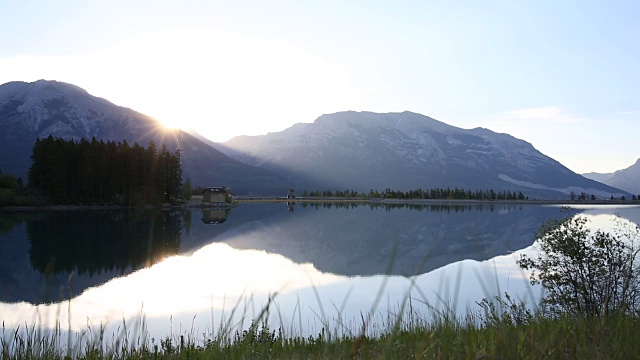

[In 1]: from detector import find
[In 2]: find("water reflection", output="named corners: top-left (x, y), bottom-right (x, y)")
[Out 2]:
top-left (0, 204), bottom-right (571, 305)
top-left (0, 210), bottom-right (183, 304)
top-left (2, 204), bottom-right (640, 342)
top-left (28, 210), bottom-right (182, 275)
top-left (0, 240), bottom-right (532, 339)
top-left (201, 209), bottom-right (230, 224)
top-left (218, 203), bottom-right (567, 276)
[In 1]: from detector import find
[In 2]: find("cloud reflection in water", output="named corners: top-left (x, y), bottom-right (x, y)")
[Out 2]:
top-left (1, 240), bottom-right (539, 339)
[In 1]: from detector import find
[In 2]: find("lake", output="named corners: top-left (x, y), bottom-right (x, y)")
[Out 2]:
top-left (1, 202), bottom-right (639, 342)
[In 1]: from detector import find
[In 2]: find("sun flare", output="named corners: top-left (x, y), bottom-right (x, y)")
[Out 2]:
top-left (81, 29), bottom-right (364, 142)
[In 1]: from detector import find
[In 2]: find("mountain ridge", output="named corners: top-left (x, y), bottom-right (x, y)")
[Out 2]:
top-left (583, 158), bottom-right (640, 195)
top-left (0, 80), bottom-right (295, 194)
top-left (217, 110), bottom-right (626, 199)
top-left (0, 80), bottom-right (629, 198)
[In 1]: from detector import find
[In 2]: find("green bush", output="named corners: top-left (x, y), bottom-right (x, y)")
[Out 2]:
top-left (0, 173), bottom-right (21, 189)
top-left (518, 214), bottom-right (640, 317)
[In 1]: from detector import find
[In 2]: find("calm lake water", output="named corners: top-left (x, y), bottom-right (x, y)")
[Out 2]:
top-left (1, 202), bottom-right (639, 341)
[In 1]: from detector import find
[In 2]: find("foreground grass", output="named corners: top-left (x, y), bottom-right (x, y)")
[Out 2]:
top-left (3, 310), bottom-right (640, 359)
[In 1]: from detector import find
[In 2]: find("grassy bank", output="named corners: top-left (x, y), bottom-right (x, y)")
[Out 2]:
top-left (3, 306), bottom-right (640, 359)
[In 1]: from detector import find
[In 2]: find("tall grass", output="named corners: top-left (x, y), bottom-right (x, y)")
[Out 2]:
top-left (3, 293), bottom-right (640, 359)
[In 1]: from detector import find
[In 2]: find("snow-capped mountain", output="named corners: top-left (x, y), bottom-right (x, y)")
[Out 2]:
top-left (218, 111), bottom-right (627, 199)
top-left (583, 159), bottom-right (640, 196)
top-left (0, 80), bottom-right (291, 193)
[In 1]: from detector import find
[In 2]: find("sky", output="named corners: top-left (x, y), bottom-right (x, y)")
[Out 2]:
top-left (1, 0), bottom-right (639, 174)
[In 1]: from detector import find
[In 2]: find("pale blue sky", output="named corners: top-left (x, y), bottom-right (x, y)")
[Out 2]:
top-left (1, 1), bottom-right (639, 173)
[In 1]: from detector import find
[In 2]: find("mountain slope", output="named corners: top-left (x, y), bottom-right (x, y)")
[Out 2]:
top-left (218, 111), bottom-right (627, 199)
top-left (0, 80), bottom-right (292, 194)
top-left (583, 159), bottom-right (640, 195)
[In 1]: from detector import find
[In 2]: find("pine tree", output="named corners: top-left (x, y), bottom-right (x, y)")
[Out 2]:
top-left (182, 177), bottom-right (192, 200)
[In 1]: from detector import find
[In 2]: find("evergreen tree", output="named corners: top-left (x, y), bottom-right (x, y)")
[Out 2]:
top-left (183, 177), bottom-right (193, 200)
top-left (28, 137), bottom-right (184, 205)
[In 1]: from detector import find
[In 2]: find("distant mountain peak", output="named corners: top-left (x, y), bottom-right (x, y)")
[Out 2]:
top-left (219, 111), bottom-right (627, 199)
top-left (583, 158), bottom-right (640, 195)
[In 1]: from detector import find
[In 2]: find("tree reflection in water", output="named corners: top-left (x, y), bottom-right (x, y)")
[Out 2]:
top-left (27, 210), bottom-right (182, 277)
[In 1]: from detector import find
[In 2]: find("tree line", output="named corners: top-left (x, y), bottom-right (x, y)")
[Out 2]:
top-left (302, 187), bottom-right (528, 200)
top-left (298, 201), bottom-right (520, 213)
top-left (570, 191), bottom-right (638, 201)
top-left (28, 136), bottom-right (183, 205)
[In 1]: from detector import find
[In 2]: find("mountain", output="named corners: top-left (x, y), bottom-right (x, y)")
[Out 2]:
top-left (0, 80), bottom-right (293, 194)
top-left (1, 82), bottom-right (628, 199)
top-left (217, 111), bottom-right (628, 199)
top-left (581, 172), bottom-right (612, 184)
top-left (583, 159), bottom-right (640, 196)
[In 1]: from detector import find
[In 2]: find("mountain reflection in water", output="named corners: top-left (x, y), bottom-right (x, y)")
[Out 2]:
top-left (0, 203), bottom-right (572, 304)
top-left (218, 202), bottom-right (566, 276)
top-left (1, 239), bottom-right (528, 338)
top-left (1, 203), bottom-right (639, 340)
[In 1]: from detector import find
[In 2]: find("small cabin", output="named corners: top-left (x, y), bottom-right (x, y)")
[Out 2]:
top-left (202, 187), bottom-right (229, 203)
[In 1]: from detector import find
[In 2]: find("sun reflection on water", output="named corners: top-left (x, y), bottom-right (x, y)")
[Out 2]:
top-left (1, 243), bottom-right (538, 338)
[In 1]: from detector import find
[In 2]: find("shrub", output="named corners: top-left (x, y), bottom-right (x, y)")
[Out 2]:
top-left (0, 173), bottom-right (21, 189)
top-left (518, 214), bottom-right (640, 317)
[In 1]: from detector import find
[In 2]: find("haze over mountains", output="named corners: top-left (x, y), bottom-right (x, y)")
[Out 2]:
top-left (0, 80), bottom-right (630, 199)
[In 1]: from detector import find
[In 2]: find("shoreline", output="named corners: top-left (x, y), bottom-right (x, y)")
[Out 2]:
top-left (235, 196), bottom-right (639, 206)
top-left (4, 197), bottom-right (637, 211)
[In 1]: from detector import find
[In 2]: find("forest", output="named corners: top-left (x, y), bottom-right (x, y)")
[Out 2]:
top-left (303, 187), bottom-right (528, 200)
top-left (28, 136), bottom-right (183, 205)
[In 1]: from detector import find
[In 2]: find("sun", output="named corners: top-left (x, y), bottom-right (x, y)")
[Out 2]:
top-left (31, 28), bottom-right (365, 143)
